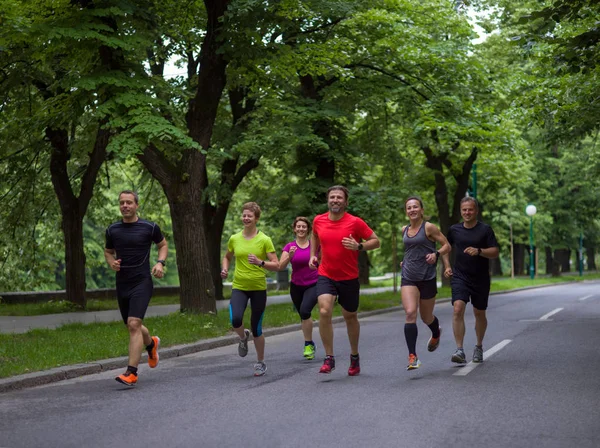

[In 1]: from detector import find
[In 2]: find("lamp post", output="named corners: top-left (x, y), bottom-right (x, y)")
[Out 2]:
top-left (526, 204), bottom-right (537, 279)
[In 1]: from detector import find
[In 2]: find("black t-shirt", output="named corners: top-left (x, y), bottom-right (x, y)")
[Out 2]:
top-left (447, 221), bottom-right (499, 286)
top-left (105, 219), bottom-right (164, 284)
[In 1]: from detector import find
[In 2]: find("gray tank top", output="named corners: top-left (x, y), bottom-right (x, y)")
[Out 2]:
top-left (402, 222), bottom-right (437, 281)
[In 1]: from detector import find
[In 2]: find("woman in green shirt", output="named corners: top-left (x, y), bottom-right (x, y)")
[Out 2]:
top-left (221, 202), bottom-right (279, 376)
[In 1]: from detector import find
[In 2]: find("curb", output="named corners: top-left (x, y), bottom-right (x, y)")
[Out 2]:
top-left (0, 280), bottom-right (592, 393)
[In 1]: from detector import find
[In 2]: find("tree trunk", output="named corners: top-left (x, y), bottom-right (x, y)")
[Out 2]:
top-left (545, 247), bottom-right (553, 276)
top-left (167, 185), bottom-right (216, 313)
top-left (489, 257), bottom-right (502, 276)
top-left (586, 246), bottom-right (596, 271)
top-left (422, 137), bottom-right (477, 286)
top-left (62, 212), bottom-right (86, 307)
top-left (514, 243), bottom-right (526, 275)
top-left (556, 248), bottom-right (571, 272)
top-left (48, 126), bottom-right (108, 308)
top-left (139, 0), bottom-right (230, 313)
top-left (358, 251), bottom-right (370, 285)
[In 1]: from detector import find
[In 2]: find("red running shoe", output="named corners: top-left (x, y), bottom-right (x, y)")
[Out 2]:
top-left (319, 356), bottom-right (335, 374)
top-left (348, 354), bottom-right (360, 376)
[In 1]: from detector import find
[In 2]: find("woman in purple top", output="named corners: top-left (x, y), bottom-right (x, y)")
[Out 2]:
top-left (279, 216), bottom-right (319, 360)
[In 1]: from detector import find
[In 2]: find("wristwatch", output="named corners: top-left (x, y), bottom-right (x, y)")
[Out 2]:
top-left (261, 260), bottom-right (265, 267)
top-left (157, 259), bottom-right (166, 266)
top-left (435, 251), bottom-right (440, 259)
top-left (357, 243), bottom-right (364, 251)
top-left (477, 248), bottom-right (482, 256)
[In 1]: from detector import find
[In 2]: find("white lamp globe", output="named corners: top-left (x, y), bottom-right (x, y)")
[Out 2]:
top-left (526, 204), bottom-right (537, 217)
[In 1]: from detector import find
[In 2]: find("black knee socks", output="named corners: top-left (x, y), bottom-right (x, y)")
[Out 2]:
top-left (404, 323), bottom-right (418, 355)
top-left (427, 316), bottom-right (440, 338)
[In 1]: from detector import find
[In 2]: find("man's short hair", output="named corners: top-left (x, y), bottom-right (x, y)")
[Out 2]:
top-left (460, 196), bottom-right (479, 209)
top-left (119, 190), bottom-right (139, 204)
top-left (242, 202), bottom-right (261, 219)
top-left (327, 185), bottom-right (349, 201)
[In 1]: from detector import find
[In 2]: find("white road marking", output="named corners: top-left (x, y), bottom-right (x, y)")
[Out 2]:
top-left (539, 308), bottom-right (563, 321)
top-left (453, 339), bottom-right (512, 376)
top-left (578, 295), bottom-right (593, 301)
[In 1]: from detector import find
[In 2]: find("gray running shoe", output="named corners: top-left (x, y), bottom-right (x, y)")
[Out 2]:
top-left (473, 345), bottom-right (484, 363)
top-left (254, 361), bottom-right (267, 376)
top-left (451, 348), bottom-right (467, 364)
top-left (238, 329), bottom-right (250, 357)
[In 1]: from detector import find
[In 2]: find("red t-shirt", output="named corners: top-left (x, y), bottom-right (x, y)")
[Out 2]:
top-left (312, 212), bottom-right (374, 281)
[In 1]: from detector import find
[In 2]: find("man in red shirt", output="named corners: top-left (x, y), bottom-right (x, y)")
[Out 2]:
top-left (309, 185), bottom-right (380, 376)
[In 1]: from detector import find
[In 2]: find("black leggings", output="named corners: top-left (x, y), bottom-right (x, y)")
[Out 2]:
top-left (290, 282), bottom-right (318, 320)
top-left (229, 289), bottom-right (267, 337)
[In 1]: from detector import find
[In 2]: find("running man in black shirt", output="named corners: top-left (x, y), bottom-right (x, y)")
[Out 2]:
top-left (105, 190), bottom-right (168, 386)
top-left (444, 197), bottom-right (499, 364)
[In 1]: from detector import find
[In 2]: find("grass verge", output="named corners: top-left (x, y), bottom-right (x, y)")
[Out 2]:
top-left (0, 289), bottom-right (290, 316)
top-left (0, 293), bottom-right (396, 378)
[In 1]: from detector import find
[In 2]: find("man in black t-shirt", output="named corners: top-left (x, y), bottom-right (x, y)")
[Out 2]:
top-left (444, 197), bottom-right (499, 365)
top-left (104, 190), bottom-right (168, 387)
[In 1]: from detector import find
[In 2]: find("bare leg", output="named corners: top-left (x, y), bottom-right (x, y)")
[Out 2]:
top-left (126, 318), bottom-right (150, 368)
top-left (473, 308), bottom-right (487, 346)
top-left (453, 301), bottom-right (467, 348)
top-left (342, 309), bottom-right (360, 355)
top-left (301, 318), bottom-right (313, 342)
top-left (419, 296), bottom-right (436, 326)
top-left (318, 294), bottom-right (336, 356)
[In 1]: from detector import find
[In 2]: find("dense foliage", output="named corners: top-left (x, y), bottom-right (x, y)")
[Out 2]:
top-left (1, 0), bottom-right (598, 309)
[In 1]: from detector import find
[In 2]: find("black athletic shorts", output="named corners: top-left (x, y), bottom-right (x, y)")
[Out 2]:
top-left (451, 277), bottom-right (490, 310)
top-left (116, 276), bottom-right (153, 324)
top-left (400, 277), bottom-right (437, 300)
top-left (316, 276), bottom-right (360, 313)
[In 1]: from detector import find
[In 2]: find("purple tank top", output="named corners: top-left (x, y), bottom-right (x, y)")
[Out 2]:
top-left (282, 241), bottom-right (318, 286)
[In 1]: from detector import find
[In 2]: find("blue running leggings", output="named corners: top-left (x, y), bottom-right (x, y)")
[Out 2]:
top-left (229, 289), bottom-right (267, 337)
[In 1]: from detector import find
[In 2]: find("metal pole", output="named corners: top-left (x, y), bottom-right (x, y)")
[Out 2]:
top-left (579, 232), bottom-right (584, 276)
top-left (529, 216), bottom-right (535, 280)
top-left (510, 223), bottom-right (515, 279)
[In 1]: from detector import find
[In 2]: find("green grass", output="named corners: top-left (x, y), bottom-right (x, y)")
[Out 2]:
top-left (0, 293), bottom-right (396, 378)
top-left (0, 288), bottom-right (290, 316)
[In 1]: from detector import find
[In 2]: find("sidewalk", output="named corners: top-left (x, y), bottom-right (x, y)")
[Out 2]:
top-left (0, 286), bottom-right (396, 334)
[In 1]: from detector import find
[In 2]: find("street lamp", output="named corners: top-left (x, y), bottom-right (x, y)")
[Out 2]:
top-left (526, 204), bottom-right (537, 279)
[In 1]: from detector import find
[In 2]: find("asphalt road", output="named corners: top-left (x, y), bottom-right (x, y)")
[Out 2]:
top-left (1, 282), bottom-right (599, 448)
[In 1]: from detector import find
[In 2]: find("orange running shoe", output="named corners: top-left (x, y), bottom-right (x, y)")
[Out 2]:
top-left (407, 353), bottom-right (421, 371)
top-left (427, 327), bottom-right (441, 352)
top-left (148, 336), bottom-right (160, 368)
top-left (115, 371), bottom-right (138, 387)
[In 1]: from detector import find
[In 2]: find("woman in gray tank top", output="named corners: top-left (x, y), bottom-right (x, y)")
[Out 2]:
top-left (401, 197), bottom-right (451, 371)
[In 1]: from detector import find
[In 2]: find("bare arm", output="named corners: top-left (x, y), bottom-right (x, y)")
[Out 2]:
top-left (247, 251), bottom-right (280, 271)
top-left (341, 232), bottom-right (381, 251)
top-left (279, 251), bottom-right (291, 270)
top-left (425, 223), bottom-right (451, 264)
top-left (309, 232), bottom-right (320, 269)
top-left (104, 248), bottom-right (121, 272)
top-left (221, 250), bottom-right (234, 279)
top-left (464, 246), bottom-right (499, 259)
top-left (151, 238), bottom-right (168, 278)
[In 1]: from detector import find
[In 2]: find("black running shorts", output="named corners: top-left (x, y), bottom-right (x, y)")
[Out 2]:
top-left (116, 277), bottom-right (153, 324)
top-left (316, 276), bottom-right (360, 313)
top-left (451, 277), bottom-right (490, 310)
top-left (400, 277), bottom-right (438, 300)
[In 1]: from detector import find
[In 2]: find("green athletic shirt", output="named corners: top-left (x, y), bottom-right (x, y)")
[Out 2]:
top-left (227, 230), bottom-right (276, 291)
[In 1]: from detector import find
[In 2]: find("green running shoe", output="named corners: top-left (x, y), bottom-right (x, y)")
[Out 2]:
top-left (303, 342), bottom-right (316, 360)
